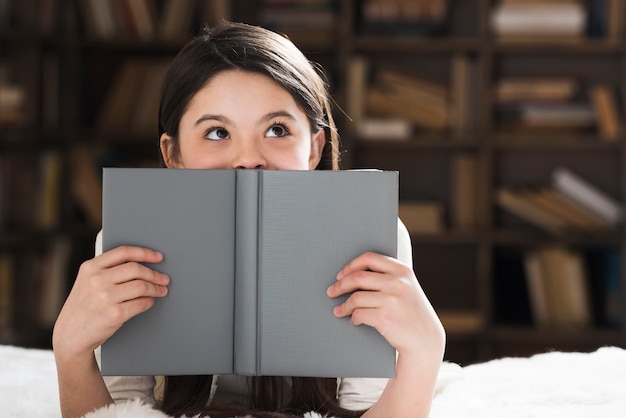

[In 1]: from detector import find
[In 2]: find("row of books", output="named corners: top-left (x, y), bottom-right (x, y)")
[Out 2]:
top-left (491, 0), bottom-right (623, 43)
top-left (346, 55), bottom-right (478, 140)
top-left (0, 146), bottom-right (118, 232)
top-left (77, 0), bottom-right (230, 41)
top-left (0, 237), bottom-right (78, 337)
top-left (495, 166), bottom-right (623, 235)
top-left (0, 152), bottom-right (63, 232)
top-left (96, 59), bottom-right (169, 135)
top-left (494, 246), bottom-right (621, 329)
top-left (399, 153), bottom-right (484, 233)
top-left (358, 0), bottom-right (450, 37)
top-left (495, 78), bottom-right (622, 140)
top-left (257, 0), bottom-right (337, 44)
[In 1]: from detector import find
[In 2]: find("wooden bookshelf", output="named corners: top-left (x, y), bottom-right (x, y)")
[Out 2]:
top-left (2, 0), bottom-right (626, 367)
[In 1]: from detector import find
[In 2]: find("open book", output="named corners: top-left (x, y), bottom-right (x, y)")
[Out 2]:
top-left (100, 168), bottom-right (398, 378)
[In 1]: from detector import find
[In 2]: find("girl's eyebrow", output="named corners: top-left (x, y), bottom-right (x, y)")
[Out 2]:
top-left (259, 111), bottom-right (297, 124)
top-left (194, 114), bottom-right (232, 127)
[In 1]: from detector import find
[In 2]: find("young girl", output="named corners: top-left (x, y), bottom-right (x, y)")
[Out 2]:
top-left (52, 21), bottom-right (445, 418)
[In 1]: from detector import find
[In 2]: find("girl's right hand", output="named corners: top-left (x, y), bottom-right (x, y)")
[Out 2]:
top-left (52, 246), bottom-right (169, 363)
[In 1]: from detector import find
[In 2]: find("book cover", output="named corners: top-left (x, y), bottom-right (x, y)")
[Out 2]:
top-left (101, 168), bottom-right (398, 378)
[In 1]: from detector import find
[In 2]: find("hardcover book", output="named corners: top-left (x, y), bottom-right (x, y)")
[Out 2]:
top-left (100, 168), bottom-right (398, 378)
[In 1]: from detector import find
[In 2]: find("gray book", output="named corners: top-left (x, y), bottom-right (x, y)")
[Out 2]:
top-left (101, 168), bottom-right (398, 378)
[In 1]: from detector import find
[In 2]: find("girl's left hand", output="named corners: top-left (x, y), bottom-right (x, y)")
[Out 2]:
top-left (326, 251), bottom-right (444, 361)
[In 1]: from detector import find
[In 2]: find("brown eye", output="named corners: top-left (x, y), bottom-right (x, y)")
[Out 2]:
top-left (206, 127), bottom-right (230, 141)
top-left (266, 124), bottom-right (288, 137)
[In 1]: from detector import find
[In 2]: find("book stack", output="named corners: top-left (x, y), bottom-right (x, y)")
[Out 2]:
top-left (494, 77), bottom-right (596, 133)
top-left (491, 0), bottom-right (587, 42)
top-left (347, 54), bottom-right (477, 140)
top-left (359, 0), bottom-right (449, 37)
top-left (495, 166), bottom-right (622, 234)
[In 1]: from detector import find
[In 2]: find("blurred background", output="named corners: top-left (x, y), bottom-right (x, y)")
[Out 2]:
top-left (0, 0), bottom-right (624, 366)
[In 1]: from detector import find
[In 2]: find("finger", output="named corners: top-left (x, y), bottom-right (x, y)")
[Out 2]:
top-left (337, 251), bottom-right (400, 280)
top-left (333, 290), bottom-right (382, 318)
top-left (347, 307), bottom-right (380, 328)
top-left (327, 270), bottom-right (386, 297)
top-left (106, 261), bottom-right (169, 287)
top-left (94, 245), bottom-right (164, 270)
top-left (110, 277), bottom-right (168, 304)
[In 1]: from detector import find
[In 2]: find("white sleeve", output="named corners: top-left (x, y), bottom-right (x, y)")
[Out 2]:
top-left (338, 219), bottom-right (412, 410)
top-left (93, 230), bottom-right (157, 407)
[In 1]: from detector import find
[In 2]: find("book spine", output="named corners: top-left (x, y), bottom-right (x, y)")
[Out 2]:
top-left (234, 170), bottom-right (260, 375)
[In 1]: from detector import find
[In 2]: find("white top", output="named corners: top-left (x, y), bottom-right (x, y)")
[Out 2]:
top-left (94, 219), bottom-right (413, 411)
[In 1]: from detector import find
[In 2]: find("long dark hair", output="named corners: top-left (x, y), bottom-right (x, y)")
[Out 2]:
top-left (157, 22), bottom-right (364, 418)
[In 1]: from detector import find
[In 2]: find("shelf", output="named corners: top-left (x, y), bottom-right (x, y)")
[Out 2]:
top-left (493, 39), bottom-right (623, 55)
top-left (493, 135), bottom-right (623, 150)
top-left (353, 137), bottom-right (483, 150)
top-left (490, 326), bottom-right (623, 346)
top-left (490, 229), bottom-right (623, 246)
top-left (353, 36), bottom-right (482, 53)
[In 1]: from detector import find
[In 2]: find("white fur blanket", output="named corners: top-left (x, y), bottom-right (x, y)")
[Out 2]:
top-left (2, 344), bottom-right (626, 417)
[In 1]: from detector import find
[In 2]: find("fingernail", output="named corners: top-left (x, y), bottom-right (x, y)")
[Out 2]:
top-left (326, 284), bottom-right (334, 296)
top-left (161, 273), bottom-right (169, 283)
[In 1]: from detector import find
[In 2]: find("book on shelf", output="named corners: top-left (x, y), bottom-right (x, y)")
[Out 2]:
top-left (101, 168), bottom-right (398, 377)
top-left (451, 54), bottom-right (470, 137)
top-left (451, 153), bottom-right (480, 230)
top-left (70, 147), bottom-right (102, 229)
top-left (346, 56), bottom-right (368, 128)
top-left (589, 84), bottom-right (621, 141)
top-left (491, 0), bottom-right (587, 42)
top-left (398, 201), bottom-right (444, 233)
top-left (36, 151), bottom-right (63, 230)
top-left (495, 77), bottom-right (579, 103)
top-left (551, 166), bottom-right (623, 226)
top-left (356, 118), bottom-right (413, 141)
top-left (524, 246), bottom-right (592, 328)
